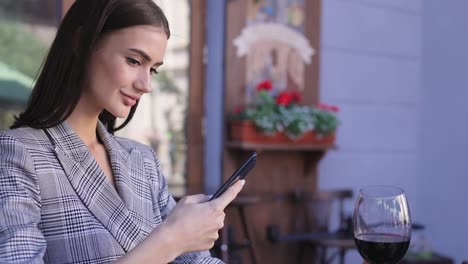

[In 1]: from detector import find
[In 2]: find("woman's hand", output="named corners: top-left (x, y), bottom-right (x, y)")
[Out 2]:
top-left (115, 180), bottom-right (245, 264)
top-left (162, 179), bottom-right (245, 254)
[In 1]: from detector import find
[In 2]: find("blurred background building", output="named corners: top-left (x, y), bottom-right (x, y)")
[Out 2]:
top-left (0, 0), bottom-right (190, 197)
top-left (1, 0), bottom-right (468, 263)
top-left (0, 0), bottom-right (58, 130)
top-left (116, 0), bottom-right (190, 198)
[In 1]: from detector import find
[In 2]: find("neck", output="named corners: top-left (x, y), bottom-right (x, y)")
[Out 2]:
top-left (66, 100), bottom-right (102, 147)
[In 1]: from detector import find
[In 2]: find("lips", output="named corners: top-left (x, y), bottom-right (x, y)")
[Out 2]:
top-left (121, 92), bottom-right (139, 106)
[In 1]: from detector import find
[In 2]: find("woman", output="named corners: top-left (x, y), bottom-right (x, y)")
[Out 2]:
top-left (0, 0), bottom-right (244, 263)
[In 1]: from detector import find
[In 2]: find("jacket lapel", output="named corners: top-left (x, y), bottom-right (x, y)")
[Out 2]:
top-left (46, 122), bottom-right (154, 252)
top-left (96, 122), bottom-right (155, 234)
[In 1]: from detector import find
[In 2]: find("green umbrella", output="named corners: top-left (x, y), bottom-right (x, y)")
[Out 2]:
top-left (0, 61), bottom-right (34, 107)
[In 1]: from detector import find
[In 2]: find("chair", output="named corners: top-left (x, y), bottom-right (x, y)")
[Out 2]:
top-left (215, 195), bottom-right (261, 264)
top-left (267, 188), bottom-right (354, 264)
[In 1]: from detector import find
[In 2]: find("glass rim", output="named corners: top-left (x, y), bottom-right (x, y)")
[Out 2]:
top-left (358, 185), bottom-right (406, 198)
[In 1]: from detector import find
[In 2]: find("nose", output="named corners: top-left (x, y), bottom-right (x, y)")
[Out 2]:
top-left (133, 70), bottom-right (152, 93)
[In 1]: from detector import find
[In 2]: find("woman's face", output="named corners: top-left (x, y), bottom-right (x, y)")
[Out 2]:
top-left (82, 25), bottom-right (168, 118)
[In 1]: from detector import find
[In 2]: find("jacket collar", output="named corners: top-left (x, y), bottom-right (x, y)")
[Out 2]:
top-left (46, 121), bottom-right (130, 163)
top-left (45, 121), bottom-right (154, 252)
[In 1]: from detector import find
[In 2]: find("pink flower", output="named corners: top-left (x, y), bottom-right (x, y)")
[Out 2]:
top-left (318, 103), bottom-right (339, 112)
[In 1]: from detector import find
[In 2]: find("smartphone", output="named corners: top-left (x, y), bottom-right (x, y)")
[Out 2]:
top-left (209, 152), bottom-right (257, 201)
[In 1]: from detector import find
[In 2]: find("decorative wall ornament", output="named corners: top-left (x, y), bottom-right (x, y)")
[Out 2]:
top-left (233, 23), bottom-right (314, 64)
top-left (233, 22), bottom-right (315, 102)
top-left (232, 0), bottom-right (315, 103)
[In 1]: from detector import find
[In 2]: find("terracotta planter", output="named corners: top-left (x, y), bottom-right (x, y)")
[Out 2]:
top-left (228, 120), bottom-right (335, 145)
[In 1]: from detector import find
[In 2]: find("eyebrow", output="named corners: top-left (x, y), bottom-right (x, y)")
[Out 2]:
top-left (129, 48), bottom-right (163, 66)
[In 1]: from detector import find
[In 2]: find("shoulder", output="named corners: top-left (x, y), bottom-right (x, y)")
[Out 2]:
top-left (0, 128), bottom-right (41, 201)
top-left (0, 127), bottom-right (51, 174)
top-left (0, 126), bottom-right (49, 148)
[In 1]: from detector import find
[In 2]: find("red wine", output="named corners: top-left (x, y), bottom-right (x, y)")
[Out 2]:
top-left (354, 233), bottom-right (410, 264)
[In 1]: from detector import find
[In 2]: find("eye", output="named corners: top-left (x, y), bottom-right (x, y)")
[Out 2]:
top-left (150, 68), bottom-right (159, 75)
top-left (126, 57), bottom-right (141, 66)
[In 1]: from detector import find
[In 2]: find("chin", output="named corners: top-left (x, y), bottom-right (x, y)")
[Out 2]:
top-left (107, 107), bottom-right (131, 119)
top-left (115, 111), bottom-right (131, 119)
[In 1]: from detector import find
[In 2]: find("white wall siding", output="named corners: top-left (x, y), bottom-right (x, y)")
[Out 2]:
top-left (418, 1), bottom-right (468, 261)
top-left (320, 51), bottom-right (421, 104)
top-left (322, 0), bottom-right (422, 57)
top-left (318, 0), bottom-right (423, 262)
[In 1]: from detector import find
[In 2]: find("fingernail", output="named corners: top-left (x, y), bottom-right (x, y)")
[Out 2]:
top-left (240, 180), bottom-right (245, 186)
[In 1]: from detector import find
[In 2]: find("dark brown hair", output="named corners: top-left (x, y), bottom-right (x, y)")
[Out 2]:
top-left (11, 0), bottom-right (170, 133)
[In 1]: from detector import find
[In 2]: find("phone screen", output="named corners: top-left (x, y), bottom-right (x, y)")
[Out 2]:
top-left (209, 152), bottom-right (256, 201)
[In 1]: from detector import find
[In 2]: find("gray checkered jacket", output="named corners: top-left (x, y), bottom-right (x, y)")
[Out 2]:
top-left (0, 122), bottom-right (222, 264)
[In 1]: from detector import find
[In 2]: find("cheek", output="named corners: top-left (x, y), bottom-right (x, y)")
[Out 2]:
top-left (97, 61), bottom-right (133, 93)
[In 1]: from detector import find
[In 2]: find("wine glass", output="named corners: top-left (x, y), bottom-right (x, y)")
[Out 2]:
top-left (353, 186), bottom-right (412, 264)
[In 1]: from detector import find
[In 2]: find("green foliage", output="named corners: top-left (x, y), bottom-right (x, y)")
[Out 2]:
top-left (245, 90), bottom-right (282, 134)
top-left (154, 71), bottom-right (180, 94)
top-left (231, 90), bottom-right (339, 138)
top-left (0, 109), bottom-right (17, 131)
top-left (0, 21), bottom-right (48, 78)
top-left (0, 0), bottom-right (16, 10)
top-left (280, 106), bottom-right (315, 138)
top-left (312, 108), bottom-right (339, 135)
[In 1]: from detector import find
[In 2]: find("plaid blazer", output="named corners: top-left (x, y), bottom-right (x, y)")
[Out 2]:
top-left (0, 122), bottom-right (223, 264)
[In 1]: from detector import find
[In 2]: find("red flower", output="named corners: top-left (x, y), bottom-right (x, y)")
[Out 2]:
top-left (329, 105), bottom-right (339, 112)
top-left (234, 105), bottom-right (244, 113)
top-left (256, 80), bottom-right (273, 91)
top-left (290, 91), bottom-right (302, 103)
top-left (276, 92), bottom-right (293, 106)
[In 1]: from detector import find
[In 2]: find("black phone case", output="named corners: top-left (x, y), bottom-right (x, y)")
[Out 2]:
top-left (209, 152), bottom-right (257, 201)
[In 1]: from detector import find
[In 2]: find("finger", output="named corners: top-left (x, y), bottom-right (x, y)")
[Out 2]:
top-left (218, 214), bottom-right (225, 229)
top-left (183, 194), bottom-right (210, 204)
top-left (211, 180), bottom-right (245, 210)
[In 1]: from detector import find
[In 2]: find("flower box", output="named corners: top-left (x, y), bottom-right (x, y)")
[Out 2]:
top-left (228, 120), bottom-right (335, 145)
